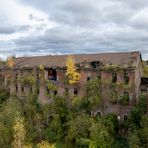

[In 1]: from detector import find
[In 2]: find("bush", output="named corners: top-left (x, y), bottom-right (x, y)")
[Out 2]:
top-left (0, 87), bottom-right (10, 105)
top-left (126, 95), bottom-right (147, 129)
top-left (119, 94), bottom-right (129, 106)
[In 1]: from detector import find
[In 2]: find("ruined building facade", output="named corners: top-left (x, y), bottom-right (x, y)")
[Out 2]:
top-left (0, 51), bottom-right (146, 120)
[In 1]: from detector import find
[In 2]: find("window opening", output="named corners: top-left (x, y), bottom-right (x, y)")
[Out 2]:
top-left (112, 73), bottom-right (117, 83)
top-left (48, 68), bottom-right (57, 81)
top-left (124, 72), bottom-right (129, 84)
top-left (74, 88), bottom-right (78, 95)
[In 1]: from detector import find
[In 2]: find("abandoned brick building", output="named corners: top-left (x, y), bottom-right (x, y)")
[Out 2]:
top-left (1, 51), bottom-right (147, 119)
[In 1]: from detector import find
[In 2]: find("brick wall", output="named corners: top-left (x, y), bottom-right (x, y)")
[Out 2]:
top-left (5, 64), bottom-right (141, 119)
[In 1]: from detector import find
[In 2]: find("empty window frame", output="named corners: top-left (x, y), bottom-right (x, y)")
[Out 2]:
top-left (91, 61), bottom-right (97, 68)
top-left (96, 111), bottom-right (102, 116)
top-left (54, 90), bottom-right (57, 96)
top-left (37, 88), bottom-right (40, 94)
top-left (124, 72), bottom-right (129, 84)
top-left (36, 74), bottom-right (40, 80)
top-left (124, 91), bottom-right (129, 102)
top-left (20, 71), bottom-right (23, 75)
top-left (99, 88), bottom-right (101, 95)
top-left (15, 84), bottom-right (18, 92)
top-left (124, 91), bottom-right (129, 96)
top-left (91, 61), bottom-right (101, 68)
top-left (21, 86), bottom-right (24, 93)
top-left (30, 87), bottom-right (33, 93)
top-left (87, 76), bottom-right (91, 81)
top-left (46, 87), bottom-right (50, 94)
top-left (112, 73), bottom-right (117, 83)
top-left (123, 114), bottom-right (128, 121)
top-left (74, 88), bottom-right (78, 95)
top-left (48, 68), bottom-right (57, 81)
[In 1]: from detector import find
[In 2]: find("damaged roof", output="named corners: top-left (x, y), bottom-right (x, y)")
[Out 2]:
top-left (14, 51), bottom-right (141, 68)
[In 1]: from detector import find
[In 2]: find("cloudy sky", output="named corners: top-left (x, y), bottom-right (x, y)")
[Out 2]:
top-left (0, 0), bottom-right (148, 59)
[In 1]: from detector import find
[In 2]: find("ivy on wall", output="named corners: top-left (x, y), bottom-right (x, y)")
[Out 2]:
top-left (18, 73), bottom-right (36, 86)
top-left (85, 78), bottom-right (101, 108)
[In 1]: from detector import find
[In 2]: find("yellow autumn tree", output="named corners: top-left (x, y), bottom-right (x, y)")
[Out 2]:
top-left (7, 56), bottom-right (15, 68)
top-left (66, 56), bottom-right (81, 84)
top-left (12, 114), bottom-right (26, 148)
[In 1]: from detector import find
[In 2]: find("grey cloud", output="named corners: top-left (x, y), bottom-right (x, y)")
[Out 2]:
top-left (102, 3), bottom-right (134, 25)
top-left (20, 0), bottom-right (148, 30)
top-left (12, 24), bottom-right (148, 56)
top-left (36, 24), bottom-right (48, 31)
top-left (0, 25), bottom-right (31, 34)
top-left (0, 26), bottom-right (16, 34)
top-left (21, 0), bottom-right (102, 26)
top-left (1, 0), bottom-right (148, 59)
top-left (16, 25), bottom-right (31, 31)
top-left (113, 0), bottom-right (148, 9)
top-left (29, 14), bottom-right (45, 22)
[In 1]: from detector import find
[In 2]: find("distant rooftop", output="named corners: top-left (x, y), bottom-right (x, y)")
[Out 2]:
top-left (14, 51), bottom-right (141, 68)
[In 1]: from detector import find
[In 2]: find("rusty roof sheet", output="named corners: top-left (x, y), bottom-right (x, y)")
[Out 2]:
top-left (14, 51), bottom-right (141, 68)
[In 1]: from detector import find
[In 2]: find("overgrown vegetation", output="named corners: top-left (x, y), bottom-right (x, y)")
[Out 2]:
top-left (143, 61), bottom-right (148, 77)
top-left (0, 59), bottom-right (147, 147)
top-left (18, 73), bottom-right (36, 86)
top-left (0, 86), bottom-right (9, 105)
top-left (0, 87), bottom-right (147, 147)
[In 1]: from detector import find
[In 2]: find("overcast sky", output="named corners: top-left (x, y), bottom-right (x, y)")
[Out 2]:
top-left (0, 0), bottom-right (148, 59)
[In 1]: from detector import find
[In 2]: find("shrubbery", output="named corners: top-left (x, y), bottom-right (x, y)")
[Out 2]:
top-left (0, 85), bottom-right (147, 147)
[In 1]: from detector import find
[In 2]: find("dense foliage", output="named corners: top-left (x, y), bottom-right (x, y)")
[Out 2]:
top-left (0, 88), bottom-right (147, 148)
top-left (0, 58), bottom-right (147, 147)
top-left (0, 86), bottom-right (9, 105)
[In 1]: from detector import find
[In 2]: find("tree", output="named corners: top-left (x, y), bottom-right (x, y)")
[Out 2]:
top-left (125, 95), bottom-right (147, 129)
top-left (12, 113), bottom-right (26, 148)
top-left (89, 117), bottom-right (115, 148)
top-left (0, 86), bottom-right (10, 105)
top-left (143, 61), bottom-right (148, 77)
top-left (7, 56), bottom-right (15, 68)
top-left (0, 97), bottom-right (22, 147)
top-left (66, 56), bottom-right (81, 84)
top-left (128, 130), bottom-right (140, 148)
top-left (139, 115), bottom-right (148, 147)
top-left (6, 56), bottom-right (15, 93)
top-left (66, 113), bottom-right (92, 146)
